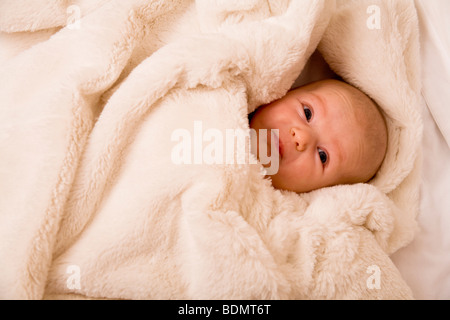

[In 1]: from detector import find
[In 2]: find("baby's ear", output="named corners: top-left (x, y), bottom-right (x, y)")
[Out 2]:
top-left (302, 184), bottom-right (396, 252)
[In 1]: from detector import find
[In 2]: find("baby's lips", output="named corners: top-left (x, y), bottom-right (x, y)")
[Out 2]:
top-left (278, 135), bottom-right (284, 158)
top-left (270, 130), bottom-right (281, 159)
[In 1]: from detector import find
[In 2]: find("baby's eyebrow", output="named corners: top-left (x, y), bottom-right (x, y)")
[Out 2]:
top-left (309, 92), bottom-right (327, 117)
top-left (335, 140), bottom-right (345, 165)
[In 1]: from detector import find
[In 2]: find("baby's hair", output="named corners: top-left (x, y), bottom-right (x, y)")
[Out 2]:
top-left (344, 82), bottom-right (388, 181)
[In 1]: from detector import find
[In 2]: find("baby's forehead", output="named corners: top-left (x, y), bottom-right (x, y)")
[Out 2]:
top-left (299, 80), bottom-right (360, 99)
top-left (294, 82), bottom-right (365, 116)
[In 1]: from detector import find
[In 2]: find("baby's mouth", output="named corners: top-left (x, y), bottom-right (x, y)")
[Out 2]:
top-left (278, 135), bottom-right (283, 158)
top-left (270, 130), bottom-right (282, 159)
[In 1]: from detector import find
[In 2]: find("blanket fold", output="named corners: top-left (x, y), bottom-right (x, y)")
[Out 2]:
top-left (0, 0), bottom-right (422, 300)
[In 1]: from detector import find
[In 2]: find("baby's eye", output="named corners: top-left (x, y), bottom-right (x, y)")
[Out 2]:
top-left (303, 105), bottom-right (312, 122)
top-left (318, 148), bottom-right (328, 165)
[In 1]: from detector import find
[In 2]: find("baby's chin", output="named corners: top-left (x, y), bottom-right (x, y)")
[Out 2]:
top-left (269, 173), bottom-right (299, 192)
top-left (269, 171), bottom-right (323, 194)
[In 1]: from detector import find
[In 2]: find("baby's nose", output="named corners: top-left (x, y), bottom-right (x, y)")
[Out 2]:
top-left (290, 127), bottom-right (310, 152)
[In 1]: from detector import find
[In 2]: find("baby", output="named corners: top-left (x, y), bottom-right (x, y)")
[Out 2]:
top-left (250, 79), bottom-right (388, 193)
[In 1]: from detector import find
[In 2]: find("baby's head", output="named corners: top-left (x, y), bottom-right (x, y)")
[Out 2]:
top-left (250, 79), bottom-right (387, 193)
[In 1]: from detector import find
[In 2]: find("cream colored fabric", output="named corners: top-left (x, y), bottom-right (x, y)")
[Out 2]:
top-left (0, 0), bottom-right (421, 299)
top-left (391, 0), bottom-right (450, 299)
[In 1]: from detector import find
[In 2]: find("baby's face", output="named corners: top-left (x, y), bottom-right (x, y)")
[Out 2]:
top-left (250, 80), bottom-right (385, 193)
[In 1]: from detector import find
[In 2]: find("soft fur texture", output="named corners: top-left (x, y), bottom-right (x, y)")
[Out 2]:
top-left (0, 0), bottom-right (422, 299)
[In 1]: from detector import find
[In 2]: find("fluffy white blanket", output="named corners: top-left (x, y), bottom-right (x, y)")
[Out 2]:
top-left (0, 0), bottom-right (422, 299)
